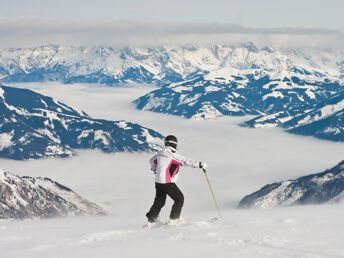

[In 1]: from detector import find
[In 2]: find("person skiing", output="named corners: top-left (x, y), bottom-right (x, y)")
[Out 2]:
top-left (145, 135), bottom-right (207, 224)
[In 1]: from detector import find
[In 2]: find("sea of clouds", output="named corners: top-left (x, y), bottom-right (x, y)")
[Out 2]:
top-left (1, 82), bottom-right (343, 216)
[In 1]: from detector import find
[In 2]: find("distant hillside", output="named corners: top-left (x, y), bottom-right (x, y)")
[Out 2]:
top-left (243, 90), bottom-right (344, 142)
top-left (238, 161), bottom-right (344, 208)
top-left (0, 85), bottom-right (163, 160)
top-left (0, 169), bottom-right (106, 219)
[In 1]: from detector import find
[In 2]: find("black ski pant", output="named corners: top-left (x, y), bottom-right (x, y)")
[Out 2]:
top-left (146, 183), bottom-right (184, 222)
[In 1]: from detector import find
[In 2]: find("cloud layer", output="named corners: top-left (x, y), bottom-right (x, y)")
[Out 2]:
top-left (2, 82), bottom-right (344, 213)
top-left (0, 17), bottom-right (343, 49)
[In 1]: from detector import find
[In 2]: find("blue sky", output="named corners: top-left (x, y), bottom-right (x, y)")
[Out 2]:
top-left (1, 0), bottom-right (344, 28)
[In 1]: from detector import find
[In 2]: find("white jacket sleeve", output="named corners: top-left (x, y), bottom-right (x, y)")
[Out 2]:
top-left (149, 155), bottom-right (158, 172)
top-left (173, 152), bottom-right (199, 168)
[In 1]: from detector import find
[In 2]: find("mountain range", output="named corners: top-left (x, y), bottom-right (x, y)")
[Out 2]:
top-left (1, 44), bottom-right (344, 142)
top-left (238, 160), bottom-right (344, 208)
top-left (0, 85), bottom-right (163, 160)
top-left (0, 44), bottom-right (343, 86)
top-left (135, 75), bottom-right (344, 120)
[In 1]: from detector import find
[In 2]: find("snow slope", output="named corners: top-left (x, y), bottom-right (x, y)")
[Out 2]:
top-left (0, 206), bottom-right (343, 258)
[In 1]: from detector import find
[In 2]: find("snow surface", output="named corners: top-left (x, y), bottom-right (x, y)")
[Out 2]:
top-left (262, 91), bottom-right (284, 101)
top-left (0, 132), bottom-right (13, 151)
top-left (0, 87), bottom-right (4, 99)
top-left (1, 82), bottom-right (344, 257)
top-left (0, 205), bottom-right (343, 258)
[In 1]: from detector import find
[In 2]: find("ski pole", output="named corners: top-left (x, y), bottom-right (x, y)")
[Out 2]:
top-left (203, 168), bottom-right (223, 221)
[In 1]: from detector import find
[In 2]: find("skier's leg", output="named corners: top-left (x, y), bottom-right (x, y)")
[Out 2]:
top-left (165, 183), bottom-right (184, 220)
top-left (146, 183), bottom-right (167, 222)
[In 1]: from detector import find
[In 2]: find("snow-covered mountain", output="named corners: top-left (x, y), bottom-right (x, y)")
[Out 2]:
top-left (135, 75), bottom-right (343, 119)
top-left (2, 44), bottom-right (344, 140)
top-left (0, 169), bottom-right (106, 219)
top-left (0, 169), bottom-right (105, 219)
top-left (128, 44), bottom-right (343, 120)
top-left (0, 85), bottom-right (163, 160)
top-left (0, 44), bottom-right (343, 86)
top-left (244, 90), bottom-right (344, 141)
top-left (238, 160), bottom-right (344, 208)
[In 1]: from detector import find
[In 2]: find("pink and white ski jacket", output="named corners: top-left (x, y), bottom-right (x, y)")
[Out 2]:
top-left (150, 146), bottom-right (199, 184)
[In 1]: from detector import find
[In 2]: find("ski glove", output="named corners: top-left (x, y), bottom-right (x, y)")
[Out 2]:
top-left (199, 162), bottom-right (207, 169)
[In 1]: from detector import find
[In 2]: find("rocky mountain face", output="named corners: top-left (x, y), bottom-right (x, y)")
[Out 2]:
top-left (0, 85), bottom-right (163, 160)
top-left (0, 169), bottom-right (105, 219)
top-left (238, 160), bottom-right (344, 208)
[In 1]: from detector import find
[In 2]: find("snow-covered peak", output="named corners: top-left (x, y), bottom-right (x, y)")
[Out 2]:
top-left (0, 44), bottom-right (343, 85)
top-left (0, 170), bottom-right (106, 219)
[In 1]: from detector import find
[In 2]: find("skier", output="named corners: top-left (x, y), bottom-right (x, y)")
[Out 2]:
top-left (145, 135), bottom-right (207, 225)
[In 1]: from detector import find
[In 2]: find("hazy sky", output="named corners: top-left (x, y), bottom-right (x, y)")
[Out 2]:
top-left (2, 0), bottom-right (344, 28)
top-left (1, 0), bottom-right (344, 48)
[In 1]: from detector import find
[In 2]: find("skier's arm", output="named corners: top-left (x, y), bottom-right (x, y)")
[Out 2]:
top-left (149, 155), bottom-right (158, 172)
top-left (173, 152), bottom-right (199, 168)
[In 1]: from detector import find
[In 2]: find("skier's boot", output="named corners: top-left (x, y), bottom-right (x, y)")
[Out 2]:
top-left (143, 215), bottom-right (159, 229)
top-left (142, 221), bottom-right (155, 229)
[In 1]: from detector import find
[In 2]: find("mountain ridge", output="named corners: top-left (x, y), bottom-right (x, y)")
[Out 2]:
top-left (0, 169), bottom-right (106, 219)
top-left (1, 44), bottom-right (343, 85)
top-left (243, 90), bottom-right (344, 141)
top-left (238, 160), bottom-right (344, 208)
top-left (0, 84), bottom-right (163, 160)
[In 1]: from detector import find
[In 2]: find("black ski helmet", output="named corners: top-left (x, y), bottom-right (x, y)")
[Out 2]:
top-left (164, 135), bottom-right (177, 149)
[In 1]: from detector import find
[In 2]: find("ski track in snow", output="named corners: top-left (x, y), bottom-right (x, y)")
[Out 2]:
top-left (1, 82), bottom-right (344, 258)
